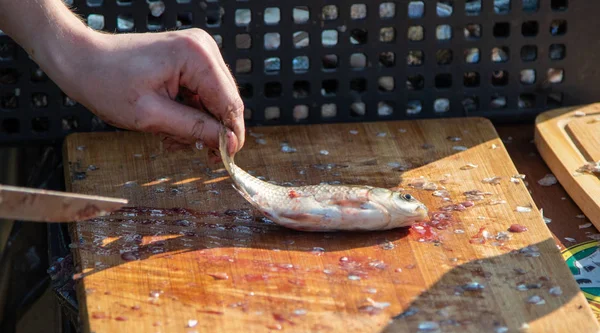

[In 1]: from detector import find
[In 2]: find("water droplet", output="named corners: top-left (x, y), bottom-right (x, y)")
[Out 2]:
top-left (348, 274), bottom-right (361, 281)
top-left (319, 150), bottom-right (329, 155)
top-left (349, 130), bottom-right (358, 135)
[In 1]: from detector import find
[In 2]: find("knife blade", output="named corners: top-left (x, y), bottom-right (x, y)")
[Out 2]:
top-left (0, 184), bottom-right (128, 222)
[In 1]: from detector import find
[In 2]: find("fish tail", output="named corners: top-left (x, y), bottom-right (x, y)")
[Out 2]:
top-left (219, 125), bottom-right (235, 177)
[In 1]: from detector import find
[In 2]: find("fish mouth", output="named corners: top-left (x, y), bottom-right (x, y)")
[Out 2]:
top-left (414, 205), bottom-right (429, 221)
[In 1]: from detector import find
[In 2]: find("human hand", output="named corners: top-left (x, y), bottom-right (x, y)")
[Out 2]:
top-left (54, 28), bottom-right (245, 156)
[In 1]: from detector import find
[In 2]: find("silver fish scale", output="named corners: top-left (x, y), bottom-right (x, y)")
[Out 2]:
top-left (233, 165), bottom-right (372, 205)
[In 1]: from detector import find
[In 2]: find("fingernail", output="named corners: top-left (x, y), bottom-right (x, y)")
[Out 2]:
top-left (226, 129), bottom-right (238, 155)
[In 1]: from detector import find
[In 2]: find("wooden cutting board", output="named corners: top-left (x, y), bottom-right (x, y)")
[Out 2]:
top-left (535, 104), bottom-right (600, 230)
top-left (63, 117), bottom-right (599, 333)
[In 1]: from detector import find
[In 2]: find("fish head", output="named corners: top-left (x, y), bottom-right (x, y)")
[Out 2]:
top-left (385, 190), bottom-right (429, 225)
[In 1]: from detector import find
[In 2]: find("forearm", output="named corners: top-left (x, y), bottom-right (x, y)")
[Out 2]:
top-left (0, 0), bottom-right (96, 93)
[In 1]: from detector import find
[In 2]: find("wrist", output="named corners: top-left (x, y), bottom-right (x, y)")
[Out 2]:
top-left (26, 5), bottom-right (102, 101)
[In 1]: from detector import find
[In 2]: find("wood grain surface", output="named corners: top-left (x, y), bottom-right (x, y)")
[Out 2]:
top-left (535, 104), bottom-right (600, 230)
top-left (63, 117), bottom-right (599, 333)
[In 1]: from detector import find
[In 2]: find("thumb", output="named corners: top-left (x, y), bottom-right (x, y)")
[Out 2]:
top-left (138, 95), bottom-right (238, 154)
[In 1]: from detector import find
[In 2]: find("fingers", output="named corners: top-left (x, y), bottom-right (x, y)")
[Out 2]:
top-left (176, 31), bottom-right (246, 153)
top-left (137, 94), bottom-right (238, 154)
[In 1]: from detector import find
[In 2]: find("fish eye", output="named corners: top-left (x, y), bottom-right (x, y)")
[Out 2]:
top-left (403, 193), bottom-right (413, 201)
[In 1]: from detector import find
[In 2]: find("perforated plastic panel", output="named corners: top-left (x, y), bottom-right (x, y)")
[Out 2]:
top-left (2, 0), bottom-right (600, 144)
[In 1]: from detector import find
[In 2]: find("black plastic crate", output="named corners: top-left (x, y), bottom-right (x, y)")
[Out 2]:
top-left (1, 0), bottom-right (600, 144)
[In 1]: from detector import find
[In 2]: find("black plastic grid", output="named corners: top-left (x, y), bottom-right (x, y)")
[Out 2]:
top-left (1, 0), bottom-right (599, 143)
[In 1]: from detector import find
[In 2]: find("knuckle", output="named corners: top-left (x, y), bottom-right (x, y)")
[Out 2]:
top-left (177, 29), bottom-right (212, 52)
top-left (226, 98), bottom-right (245, 122)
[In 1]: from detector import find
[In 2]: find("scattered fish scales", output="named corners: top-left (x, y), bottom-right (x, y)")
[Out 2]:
top-left (527, 295), bottom-right (545, 305)
top-left (376, 132), bottom-right (387, 137)
top-left (293, 309), bottom-right (308, 316)
top-left (482, 176), bottom-right (502, 184)
top-left (579, 223), bottom-right (592, 229)
top-left (460, 163), bottom-right (478, 170)
top-left (576, 161), bottom-right (600, 174)
top-left (280, 144), bottom-right (297, 153)
top-left (516, 206), bottom-right (532, 213)
top-left (574, 110), bottom-right (586, 117)
top-left (537, 174), bottom-right (558, 186)
top-left (549, 286), bottom-right (563, 296)
top-left (564, 237), bottom-right (576, 243)
top-left (495, 326), bottom-right (509, 333)
top-left (417, 321), bottom-right (440, 332)
top-left (393, 306), bottom-right (418, 319)
top-left (365, 297), bottom-right (390, 309)
top-left (453, 146), bottom-right (468, 151)
top-left (495, 231), bottom-right (511, 241)
top-left (576, 214), bottom-right (586, 219)
top-left (490, 199), bottom-right (507, 205)
top-left (462, 282), bottom-right (485, 291)
top-left (447, 136), bottom-right (462, 142)
top-left (432, 190), bottom-right (449, 197)
top-left (540, 208), bottom-right (552, 223)
top-left (349, 130), bottom-right (359, 135)
top-left (187, 319), bottom-right (198, 328)
top-left (319, 150), bottom-right (329, 155)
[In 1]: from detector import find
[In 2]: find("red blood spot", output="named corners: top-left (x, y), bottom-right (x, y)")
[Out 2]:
top-left (115, 316), bottom-right (128, 321)
top-left (197, 310), bottom-right (224, 315)
top-left (288, 278), bottom-right (306, 286)
top-left (208, 272), bottom-right (229, 280)
top-left (508, 224), bottom-right (528, 233)
top-left (273, 313), bottom-right (296, 325)
top-left (92, 312), bottom-right (107, 319)
top-left (469, 227), bottom-right (488, 244)
top-left (244, 274), bottom-right (269, 282)
top-left (288, 190), bottom-right (300, 199)
top-left (410, 223), bottom-right (439, 242)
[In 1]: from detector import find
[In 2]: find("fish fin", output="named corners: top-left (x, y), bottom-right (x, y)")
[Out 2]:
top-left (328, 198), bottom-right (369, 209)
top-left (278, 212), bottom-right (324, 223)
top-left (232, 184), bottom-right (259, 207)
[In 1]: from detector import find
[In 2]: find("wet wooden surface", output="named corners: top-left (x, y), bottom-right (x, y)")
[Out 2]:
top-left (63, 117), bottom-right (599, 333)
